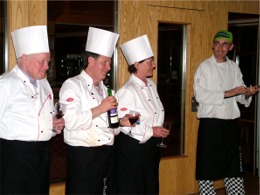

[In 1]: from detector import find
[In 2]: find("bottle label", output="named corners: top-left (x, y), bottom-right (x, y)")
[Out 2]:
top-left (108, 108), bottom-right (119, 124)
top-left (110, 116), bottom-right (119, 123)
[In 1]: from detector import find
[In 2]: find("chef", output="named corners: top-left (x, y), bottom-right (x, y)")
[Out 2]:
top-left (59, 27), bottom-right (131, 195)
top-left (0, 25), bottom-right (65, 194)
top-left (113, 35), bottom-right (169, 194)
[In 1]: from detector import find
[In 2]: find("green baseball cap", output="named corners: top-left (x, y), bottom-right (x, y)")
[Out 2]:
top-left (213, 30), bottom-right (233, 43)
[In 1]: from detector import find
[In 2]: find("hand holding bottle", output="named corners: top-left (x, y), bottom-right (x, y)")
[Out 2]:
top-left (91, 95), bottom-right (118, 119)
top-left (99, 96), bottom-right (118, 112)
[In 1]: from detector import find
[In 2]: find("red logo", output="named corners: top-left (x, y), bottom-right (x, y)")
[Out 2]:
top-left (66, 97), bottom-right (74, 102)
top-left (120, 107), bottom-right (128, 111)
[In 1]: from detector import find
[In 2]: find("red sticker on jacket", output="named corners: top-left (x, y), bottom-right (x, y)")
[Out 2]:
top-left (66, 97), bottom-right (74, 102)
top-left (120, 107), bottom-right (128, 111)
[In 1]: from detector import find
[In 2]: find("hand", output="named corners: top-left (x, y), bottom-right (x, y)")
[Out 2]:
top-left (152, 126), bottom-right (170, 138)
top-left (52, 117), bottom-right (65, 134)
top-left (245, 85), bottom-right (260, 98)
top-left (119, 114), bottom-right (131, 127)
top-left (99, 96), bottom-right (118, 113)
top-left (120, 113), bottom-right (140, 127)
top-left (225, 86), bottom-right (248, 98)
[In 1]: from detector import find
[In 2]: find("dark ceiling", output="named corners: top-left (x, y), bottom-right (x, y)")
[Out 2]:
top-left (48, 0), bottom-right (115, 33)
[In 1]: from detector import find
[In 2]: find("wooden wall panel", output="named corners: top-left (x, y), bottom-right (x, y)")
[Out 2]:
top-left (8, 0), bottom-right (47, 69)
top-left (118, 1), bottom-right (153, 87)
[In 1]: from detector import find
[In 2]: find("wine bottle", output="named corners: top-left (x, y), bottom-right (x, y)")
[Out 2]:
top-left (107, 88), bottom-right (119, 128)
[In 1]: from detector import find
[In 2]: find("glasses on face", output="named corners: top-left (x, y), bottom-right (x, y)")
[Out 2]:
top-left (146, 59), bottom-right (156, 67)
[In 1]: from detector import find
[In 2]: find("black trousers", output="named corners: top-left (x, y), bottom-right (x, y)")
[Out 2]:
top-left (112, 132), bottom-right (161, 195)
top-left (0, 138), bottom-right (50, 195)
top-left (65, 144), bottom-right (113, 195)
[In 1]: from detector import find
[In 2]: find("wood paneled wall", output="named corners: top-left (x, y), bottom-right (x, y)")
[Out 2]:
top-left (6, 0), bottom-right (259, 194)
top-left (7, 0), bottom-right (47, 70)
top-left (117, 1), bottom-right (259, 194)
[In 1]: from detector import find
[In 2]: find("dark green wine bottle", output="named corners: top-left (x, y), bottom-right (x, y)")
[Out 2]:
top-left (107, 88), bottom-right (119, 128)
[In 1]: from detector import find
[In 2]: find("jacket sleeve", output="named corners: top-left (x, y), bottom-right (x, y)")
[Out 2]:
top-left (0, 82), bottom-right (9, 119)
top-left (233, 64), bottom-right (252, 107)
top-left (59, 80), bottom-right (93, 131)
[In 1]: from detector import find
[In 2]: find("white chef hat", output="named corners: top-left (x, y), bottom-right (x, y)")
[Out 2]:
top-left (85, 27), bottom-right (119, 58)
top-left (120, 35), bottom-right (154, 66)
top-left (11, 25), bottom-right (50, 59)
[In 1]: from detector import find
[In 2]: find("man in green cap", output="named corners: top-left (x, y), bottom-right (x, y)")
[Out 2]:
top-left (193, 30), bottom-right (259, 194)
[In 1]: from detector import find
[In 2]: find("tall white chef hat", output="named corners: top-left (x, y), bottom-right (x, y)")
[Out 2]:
top-left (120, 35), bottom-right (154, 66)
top-left (11, 25), bottom-right (50, 59)
top-left (85, 27), bottom-right (119, 58)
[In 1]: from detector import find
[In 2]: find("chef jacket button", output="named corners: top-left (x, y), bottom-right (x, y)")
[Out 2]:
top-left (148, 99), bottom-right (150, 101)
top-left (93, 97), bottom-right (95, 99)
top-left (98, 139), bottom-right (100, 142)
top-left (41, 131), bottom-right (43, 133)
top-left (96, 125), bottom-right (98, 127)
top-left (50, 112), bottom-right (52, 114)
top-left (31, 96), bottom-right (34, 98)
top-left (91, 93), bottom-right (94, 95)
top-left (108, 138), bottom-right (111, 140)
top-left (154, 112), bottom-right (157, 114)
top-left (24, 81), bottom-right (26, 83)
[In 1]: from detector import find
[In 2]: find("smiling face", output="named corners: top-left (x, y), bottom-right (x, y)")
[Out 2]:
top-left (86, 55), bottom-right (111, 84)
top-left (212, 39), bottom-right (234, 63)
top-left (20, 53), bottom-right (50, 80)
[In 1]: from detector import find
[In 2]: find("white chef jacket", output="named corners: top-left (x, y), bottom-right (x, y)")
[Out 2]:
top-left (193, 55), bottom-right (252, 119)
top-left (59, 70), bottom-right (119, 147)
top-left (115, 74), bottom-right (165, 144)
top-left (0, 65), bottom-right (54, 141)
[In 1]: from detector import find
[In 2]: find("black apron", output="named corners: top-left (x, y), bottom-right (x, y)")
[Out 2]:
top-left (65, 144), bottom-right (113, 195)
top-left (112, 132), bottom-right (161, 194)
top-left (196, 118), bottom-right (244, 180)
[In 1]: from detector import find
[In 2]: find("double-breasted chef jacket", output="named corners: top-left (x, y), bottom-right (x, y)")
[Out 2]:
top-left (116, 74), bottom-right (165, 143)
top-left (0, 65), bottom-right (54, 141)
top-left (59, 70), bottom-right (119, 147)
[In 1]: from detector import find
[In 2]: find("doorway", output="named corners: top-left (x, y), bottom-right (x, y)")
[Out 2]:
top-left (228, 13), bottom-right (259, 175)
top-left (157, 23), bottom-right (187, 157)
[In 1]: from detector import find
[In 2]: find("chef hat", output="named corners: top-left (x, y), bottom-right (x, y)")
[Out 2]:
top-left (11, 25), bottom-right (50, 59)
top-left (120, 35), bottom-right (154, 66)
top-left (85, 27), bottom-right (119, 58)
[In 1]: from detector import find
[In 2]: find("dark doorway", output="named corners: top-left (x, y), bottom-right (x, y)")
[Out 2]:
top-left (157, 23), bottom-right (186, 157)
top-left (228, 13), bottom-right (259, 174)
